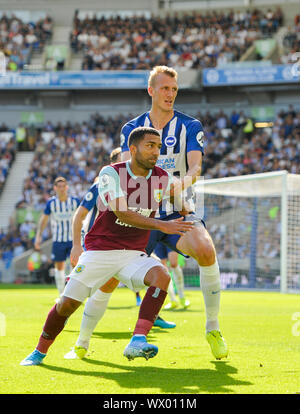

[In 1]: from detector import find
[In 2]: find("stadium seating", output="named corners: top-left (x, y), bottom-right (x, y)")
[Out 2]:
top-left (202, 106), bottom-right (300, 178)
top-left (0, 126), bottom-right (16, 196)
top-left (70, 8), bottom-right (284, 70)
top-left (279, 16), bottom-right (300, 64)
top-left (0, 12), bottom-right (53, 71)
top-left (0, 5), bottom-right (298, 289)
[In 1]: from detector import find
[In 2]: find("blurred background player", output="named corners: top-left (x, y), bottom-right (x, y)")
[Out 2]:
top-left (121, 65), bottom-right (228, 360)
top-left (34, 177), bottom-right (80, 298)
top-left (154, 242), bottom-right (190, 310)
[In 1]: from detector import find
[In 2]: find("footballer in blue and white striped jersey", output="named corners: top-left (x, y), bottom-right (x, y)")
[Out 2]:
top-left (121, 110), bottom-right (204, 179)
top-left (80, 181), bottom-right (99, 247)
top-left (120, 66), bottom-right (206, 257)
top-left (120, 109), bottom-right (204, 219)
top-left (44, 195), bottom-right (80, 243)
top-left (35, 176), bottom-right (81, 295)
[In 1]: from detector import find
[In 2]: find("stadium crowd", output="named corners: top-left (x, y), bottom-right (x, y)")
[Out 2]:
top-left (201, 105), bottom-right (300, 178)
top-left (207, 197), bottom-right (281, 259)
top-left (70, 7), bottom-right (284, 70)
top-left (280, 15), bottom-right (300, 65)
top-left (0, 124), bottom-right (16, 195)
top-left (0, 13), bottom-right (53, 71)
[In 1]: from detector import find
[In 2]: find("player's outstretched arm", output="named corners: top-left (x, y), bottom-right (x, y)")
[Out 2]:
top-left (167, 176), bottom-right (194, 215)
top-left (70, 206), bottom-right (88, 267)
top-left (166, 152), bottom-right (202, 216)
top-left (34, 214), bottom-right (49, 250)
top-left (182, 150), bottom-right (203, 190)
top-left (156, 216), bottom-right (194, 236)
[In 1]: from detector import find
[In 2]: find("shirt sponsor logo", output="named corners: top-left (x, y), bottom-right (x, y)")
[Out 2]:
top-left (157, 157), bottom-right (176, 170)
top-left (53, 212), bottom-right (74, 219)
top-left (115, 207), bottom-right (152, 227)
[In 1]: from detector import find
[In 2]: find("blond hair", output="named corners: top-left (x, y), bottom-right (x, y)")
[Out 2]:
top-left (148, 66), bottom-right (178, 88)
top-left (109, 147), bottom-right (121, 163)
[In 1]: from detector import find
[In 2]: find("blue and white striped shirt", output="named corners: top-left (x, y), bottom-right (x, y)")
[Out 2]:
top-left (44, 196), bottom-right (80, 242)
top-left (120, 110), bottom-right (204, 218)
top-left (80, 182), bottom-right (99, 245)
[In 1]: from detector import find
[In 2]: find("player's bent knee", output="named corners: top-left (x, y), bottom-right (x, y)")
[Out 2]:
top-left (169, 258), bottom-right (178, 268)
top-left (156, 270), bottom-right (170, 291)
top-left (193, 243), bottom-right (216, 266)
top-left (160, 267), bottom-right (171, 283)
top-left (55, 261), bottom-right (65, 271)
top-left (56, 296), bottom-right (81, 317)
top-left (100, 277), bottom-right (119, 293)
top-left (144, 265), bottom-right (170, 291)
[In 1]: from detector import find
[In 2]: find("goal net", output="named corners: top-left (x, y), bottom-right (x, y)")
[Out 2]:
top-left (183, 171), bottom-right (300, 293)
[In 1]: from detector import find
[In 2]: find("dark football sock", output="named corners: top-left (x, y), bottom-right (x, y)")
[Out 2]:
top-left (133, 286), bottom-right (167, 336)
top-left (36, 305), bottom-right (68, 354)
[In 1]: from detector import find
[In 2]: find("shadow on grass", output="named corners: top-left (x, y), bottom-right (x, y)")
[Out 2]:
top-left (40, 359), bottom-right (252, 394)
top-left (64, 329), bottom-right (171, 340)
top-left (0, 283), bottom-right (55, 290)
top-left (162, 308), bottom-right (203, 314)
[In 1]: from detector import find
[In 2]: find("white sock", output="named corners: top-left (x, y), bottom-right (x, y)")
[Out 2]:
top-left (199, 260), bottom-right (221, 333)
top-left (167, 275), bottom-right (177, 302)
top-left (54, 269), bottom-right (65, 295)
top-left (76, 289), bottom-right (111, 350)
top-left (172, 265), bottom-right (185, 298)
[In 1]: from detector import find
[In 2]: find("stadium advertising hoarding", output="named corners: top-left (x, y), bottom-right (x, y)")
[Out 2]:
top-left (203, 64), bottom-right (300, 87)
top-left (0, 71), bottom-right (149, 89)
top-left (0, 65), bottom-right (299, 89)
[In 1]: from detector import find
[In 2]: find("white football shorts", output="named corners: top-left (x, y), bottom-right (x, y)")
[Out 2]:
top-left (63, 250), bottom-right (164, 302)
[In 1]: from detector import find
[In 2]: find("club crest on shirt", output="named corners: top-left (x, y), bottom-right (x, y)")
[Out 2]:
top-left (165, 136), bottom-right (177, 147)
top-left (100, 174), bottom-right (109, 187)
top-left (85, 191), bottom-right (94, 201)
top-left (75, 264), bottom-right (85, 274)
top-left (154, 189), bottom-right (163, 203)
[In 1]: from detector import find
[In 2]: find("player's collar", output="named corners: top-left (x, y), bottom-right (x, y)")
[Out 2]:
top-left (126, 161), bottom-right (152, 180)
top-left (146, 110), bottom-right (177, 130)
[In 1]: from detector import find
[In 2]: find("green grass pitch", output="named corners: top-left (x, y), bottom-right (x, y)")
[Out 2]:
top-left (0, 284), bottom-right (300, 394)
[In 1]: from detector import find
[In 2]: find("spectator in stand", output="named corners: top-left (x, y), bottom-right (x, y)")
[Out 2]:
top-left (0, 13), bottom-right (52, 71)
top-left (71, 8), bottom-right (283, 70)
top-left (280, 16), bottom-right (300, 65)
top-left (0, 133), bottom-right (16, 194)
top-left (204, 106), bottom-right (300, 179)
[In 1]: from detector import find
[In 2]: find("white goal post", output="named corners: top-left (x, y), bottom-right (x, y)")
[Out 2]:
top-left (191, 170), bottom-right (300, 294)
